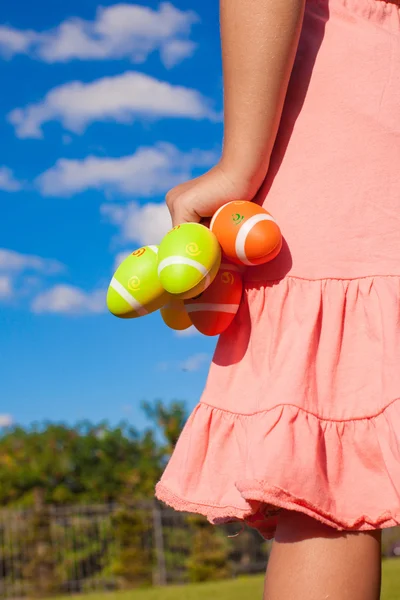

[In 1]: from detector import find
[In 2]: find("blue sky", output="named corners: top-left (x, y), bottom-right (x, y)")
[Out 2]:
top-left (0, 0), bottom-right (223, 430)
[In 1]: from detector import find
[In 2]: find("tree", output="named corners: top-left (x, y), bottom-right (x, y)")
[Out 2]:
top-left (23, 489), bottom-right (61, 597)
top-left (186, 515), bottom-right (231, 582)
top-left (0, 400), bottom-right (188, 508)
top-left (0, 418), bottom-right (163, 507)
top-left (110, 504), bottom-right (154, 588)
top-left (141, 399), bottom-right (188, 459)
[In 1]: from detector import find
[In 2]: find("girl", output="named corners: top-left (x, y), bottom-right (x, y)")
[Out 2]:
top-left (156, 0), bottom-right (400, 597)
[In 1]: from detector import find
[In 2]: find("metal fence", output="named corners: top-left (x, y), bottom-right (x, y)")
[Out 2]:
top-left (0, 501), bottom-right (272, 599)
top-left (1, 502), bottom-right (399, 599)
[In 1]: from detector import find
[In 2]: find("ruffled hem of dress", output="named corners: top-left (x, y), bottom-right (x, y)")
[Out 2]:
top-left (155, 400), bottom-right (400, 539)
top-left (155, 482), bottom-right (400, 540)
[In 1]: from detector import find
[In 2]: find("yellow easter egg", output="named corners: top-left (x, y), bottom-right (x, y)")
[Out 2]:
top-left (157, 223), bottom-right (221, 299)
top-left (107, 245), bottom-right (169, 318)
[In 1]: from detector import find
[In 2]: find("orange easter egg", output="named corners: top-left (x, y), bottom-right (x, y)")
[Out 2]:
top-left (184, 262), bottom-right (243, 336)
top-left (161, 297), bottom-right (192, 331)
top-left (210, 201), bottom-right (282, 266)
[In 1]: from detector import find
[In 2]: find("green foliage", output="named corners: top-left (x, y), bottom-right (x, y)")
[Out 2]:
top-left (186, 515), bottom-right (231, 583)
top-left (162, 521), bottom-right (192, 584)
top-left (0, 399), bottom-right (187, 508)
top-left (0, 421), bottom-right (138, 506)
top-left (141, 400), bottom-right (188, 459)
top-left (110, 505), bottom-right (154, 588)
top-left (23, 492), bottom-right (61, 597)
top-left (0, 509), bottom-right (30, 597)
top-left (51, 509), bottom-right (116, 593)
top-left (0, 400), bottom-right (194, 594)
top-left (226, 527), bottom-right (270, 575)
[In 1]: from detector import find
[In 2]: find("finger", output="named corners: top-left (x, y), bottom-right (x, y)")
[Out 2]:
top-left (171, 207), bottom-right (201, 228)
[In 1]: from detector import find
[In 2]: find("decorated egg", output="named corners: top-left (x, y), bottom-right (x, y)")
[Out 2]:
top-left (161, 297), bottom-right (192, 331)
top-left (107, 245), bottom-right (169, 318)
top-left (210, 201), bottom-right (282, 266)
top-left (184, 261), bottom-right (243, 336)
top-left (157, 223), bottom-right (221, 299)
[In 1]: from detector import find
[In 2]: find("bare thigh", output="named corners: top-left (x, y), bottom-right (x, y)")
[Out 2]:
top-left (263, 510), bottom-right (382, 600)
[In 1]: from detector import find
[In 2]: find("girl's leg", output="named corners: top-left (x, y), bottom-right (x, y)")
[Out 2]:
top-left (263, 510), bottom-right (382, 600)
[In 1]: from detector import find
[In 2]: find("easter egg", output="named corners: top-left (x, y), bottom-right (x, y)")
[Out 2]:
top-left (161, 298), bottom-right (192, 331)
top-left (157, 223), bottom-right (221, 300)
top-left (184, 261), bottom-right (243, 336)
top-left (210, 201), bottom-right (282, 266)
top-left (107, 245), bottom-right (169, 318)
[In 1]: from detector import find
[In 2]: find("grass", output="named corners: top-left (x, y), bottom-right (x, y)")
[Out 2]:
top-left (54, 558), bottom-right (400, 600)
top-left (59, 576), bottom-right (264, 600)
top-left (381, 558), bottom-right (400, 600)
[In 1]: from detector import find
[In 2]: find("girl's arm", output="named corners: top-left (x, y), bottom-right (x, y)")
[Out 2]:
top-left (220, 0), bottom-right (306, 195)
top-left (166, 0), bottom-right (306, 226)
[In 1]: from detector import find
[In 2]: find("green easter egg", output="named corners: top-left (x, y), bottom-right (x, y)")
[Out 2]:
top-left (107, 245), bottom-right (169, 318)
top-left (157, 223), bottom-right (221, 299)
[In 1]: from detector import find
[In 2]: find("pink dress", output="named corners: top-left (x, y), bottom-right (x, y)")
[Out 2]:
top-left (156, 0), bottom-right (400, 539)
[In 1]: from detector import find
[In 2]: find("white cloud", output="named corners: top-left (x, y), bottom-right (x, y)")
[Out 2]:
top-left (0, 251), bottom-right (104, 316)
top-left (0, 276), bottom-right (12, 299)
top-left (103, 202), bottom-right (171, 246)
top-left (0, 250), bottom-right (65, 305)
top-left (161, 39), bottom-right (196, 68)
top-left (32, 284), bottom-right (106, 315)
top-left (9, 71), bottom-right (216, 139)
top-left (0, 166), bottom-right (22, 192)
top-left (179, 353), bottom-right (210, 372)
top-left (175, 325), bottom-right (200, 338)
top-left (37, 142), bottom-right (217, 197)
top-left (158, 352), bottom-right (210, 372)
top-left (0, 27), bottom-right (34, 57)
top-left (0, 414), bottom-right (13, 428)
top-left (0, 3), bottom-right (198, 66)
top-left (113, 251), bottom-right (132, 271)
top-left (0, 248), bottom-right (64, 275)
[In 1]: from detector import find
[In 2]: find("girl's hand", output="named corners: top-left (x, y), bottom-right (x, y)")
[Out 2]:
top-left (165, 162), bottom-right (259, 227)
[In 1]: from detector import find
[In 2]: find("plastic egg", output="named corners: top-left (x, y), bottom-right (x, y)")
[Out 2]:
top-left (158, 223), bottom-right (221, 299)
top-left (210, 201), bottom-right (282, 266)
top-left (161, 297), bottom-right (192, 331)
top-left (184, 261), bottom-right (243, 336)
top-left (107, 245), bottom-right (169, 318)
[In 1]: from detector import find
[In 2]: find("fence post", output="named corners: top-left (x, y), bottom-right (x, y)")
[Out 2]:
top-left (152, 500), bottom-right (167, 586)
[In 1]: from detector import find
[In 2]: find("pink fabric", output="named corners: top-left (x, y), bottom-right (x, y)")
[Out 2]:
top-left (155, 0), bottom-right (400, 539)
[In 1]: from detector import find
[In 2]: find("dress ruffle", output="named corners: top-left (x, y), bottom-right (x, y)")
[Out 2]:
top-left (156, 276), bottom-right (400, 539)
top-left (156, 399), bottom-right (400, 538)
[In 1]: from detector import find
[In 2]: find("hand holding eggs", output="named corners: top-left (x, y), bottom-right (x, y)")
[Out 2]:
top-left (106, 201), bottom-right (282, 336)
